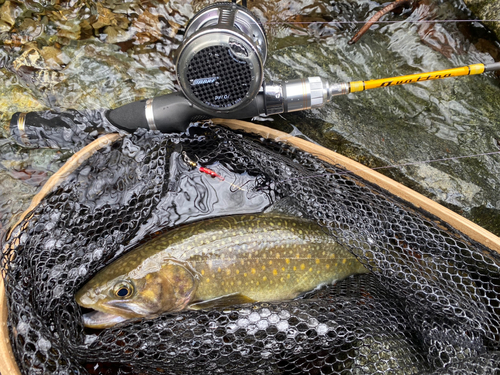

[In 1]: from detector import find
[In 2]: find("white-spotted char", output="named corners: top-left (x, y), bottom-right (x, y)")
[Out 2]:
top-left (75, 214), bottom-right (368, 328)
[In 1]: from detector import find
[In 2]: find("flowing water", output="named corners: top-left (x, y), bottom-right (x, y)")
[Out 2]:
top-left (0, 0), bottom-right (499, 237)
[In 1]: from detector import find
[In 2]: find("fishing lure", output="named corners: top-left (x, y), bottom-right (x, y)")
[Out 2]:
top-left (182, 151), bottom-right (225, 181)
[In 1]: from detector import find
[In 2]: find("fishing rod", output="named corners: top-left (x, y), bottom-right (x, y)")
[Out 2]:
top-left (9, 1), bottom-right (500, 140)
top-left (81, 61), bottom-right (500, 134)
top-left (328, 62), bottom-right (500, 95)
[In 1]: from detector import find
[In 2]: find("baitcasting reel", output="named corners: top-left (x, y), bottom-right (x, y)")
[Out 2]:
top-left (176, 2), bottom-right (267, 113)
top-left (104, 2), bottom-right (338, 133)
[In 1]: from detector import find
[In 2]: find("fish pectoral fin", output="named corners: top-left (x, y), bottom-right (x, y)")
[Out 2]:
top-left (188, 293), bottom-right (256, 310)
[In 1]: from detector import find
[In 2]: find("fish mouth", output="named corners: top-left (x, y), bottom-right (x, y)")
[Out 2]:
top-left (81, 301), bottom-right (157, 329)
top-left (82, 310), bottom-right (129, 329)
top-left (106, 300), bottom-right (157, 316)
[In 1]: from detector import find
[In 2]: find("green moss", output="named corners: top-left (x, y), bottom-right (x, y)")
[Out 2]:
top-left (464, 0), bottom-right (500, 39)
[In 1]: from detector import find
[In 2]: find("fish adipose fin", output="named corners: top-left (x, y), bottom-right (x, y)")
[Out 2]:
top-left (188, 293), bottom-right (256, 310)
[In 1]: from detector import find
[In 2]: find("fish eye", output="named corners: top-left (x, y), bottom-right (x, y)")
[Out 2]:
top-left (113, 281), bottom-right (134, 299)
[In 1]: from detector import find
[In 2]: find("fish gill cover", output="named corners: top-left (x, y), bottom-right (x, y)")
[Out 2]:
top-left (1, 113), bottom-right (500, 375)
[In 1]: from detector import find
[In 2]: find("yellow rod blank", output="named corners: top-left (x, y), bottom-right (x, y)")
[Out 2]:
top-left (349, 63), bottom-right (487, 93)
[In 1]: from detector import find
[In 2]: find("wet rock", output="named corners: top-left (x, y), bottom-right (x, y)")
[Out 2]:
top-left (464, 0), bottom-right (500, 40)
top-left (132, 10), bottom-right (163, 44)
top-left (0, 143), bottom-right (68, 232)
top-left (0, 1), bottom-right (22, 33)
top-left (92, 2), bottom-right (129, 31)
top-left (0, 66), bottom-right (46, 137)
top-left (12, 46), bottom-right (43, 69)
top-left (3, 18), bottom-right (45, 47)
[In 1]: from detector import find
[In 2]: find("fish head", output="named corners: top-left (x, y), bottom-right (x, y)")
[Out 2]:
top-left (75, 260), bottom-right (197, 328)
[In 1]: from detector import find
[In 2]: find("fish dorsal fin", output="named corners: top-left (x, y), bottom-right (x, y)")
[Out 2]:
top-left (263, 197), bottom-right (308, 218)
top-left (188, 293), bottom-right (256, 310)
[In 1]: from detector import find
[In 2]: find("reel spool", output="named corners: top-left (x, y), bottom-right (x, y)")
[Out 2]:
top-left (176, 3), bottom-right (267, 113)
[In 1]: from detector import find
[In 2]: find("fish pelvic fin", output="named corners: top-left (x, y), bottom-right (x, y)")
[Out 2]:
top-left (188, 293), bottom-right (256, 310)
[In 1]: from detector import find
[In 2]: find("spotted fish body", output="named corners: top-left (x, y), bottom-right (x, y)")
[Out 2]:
top-left (76, 214), bottom-right (368, 328)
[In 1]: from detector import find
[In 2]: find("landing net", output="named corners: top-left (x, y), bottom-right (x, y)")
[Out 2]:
top-left (2, 112), bottom-right (500, 374)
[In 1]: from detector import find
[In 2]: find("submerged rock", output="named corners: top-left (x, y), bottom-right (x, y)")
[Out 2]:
top-left (464, 0), bottom-right (500, 40)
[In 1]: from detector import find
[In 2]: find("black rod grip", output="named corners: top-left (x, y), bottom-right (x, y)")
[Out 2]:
top-left (106, 92), bottom-right (266, 133)
top-left (151, 92), bottom-right (209, 133)
top-left (106, 92), bottom-right (209, 133)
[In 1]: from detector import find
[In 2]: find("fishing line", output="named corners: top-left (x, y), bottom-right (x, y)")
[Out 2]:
top-left (263, 19), bottom-right (500, 25)
top-left (369, 150), bottom-right (500, 171)
top-left (274, 149), bottom-right (500, 185)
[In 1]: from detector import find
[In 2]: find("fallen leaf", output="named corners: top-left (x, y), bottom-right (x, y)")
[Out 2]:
top-left (133, 10), bottom-right (162, 44)
top-left (92, 3), bottom-right (129, 30)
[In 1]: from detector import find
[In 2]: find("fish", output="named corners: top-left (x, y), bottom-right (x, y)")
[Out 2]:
top-left (75, 214), bottom-right (368, 328)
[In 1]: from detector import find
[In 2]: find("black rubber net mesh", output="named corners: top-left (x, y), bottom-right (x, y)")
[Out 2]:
top-left (2, 111), bottom-right (500, 375)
